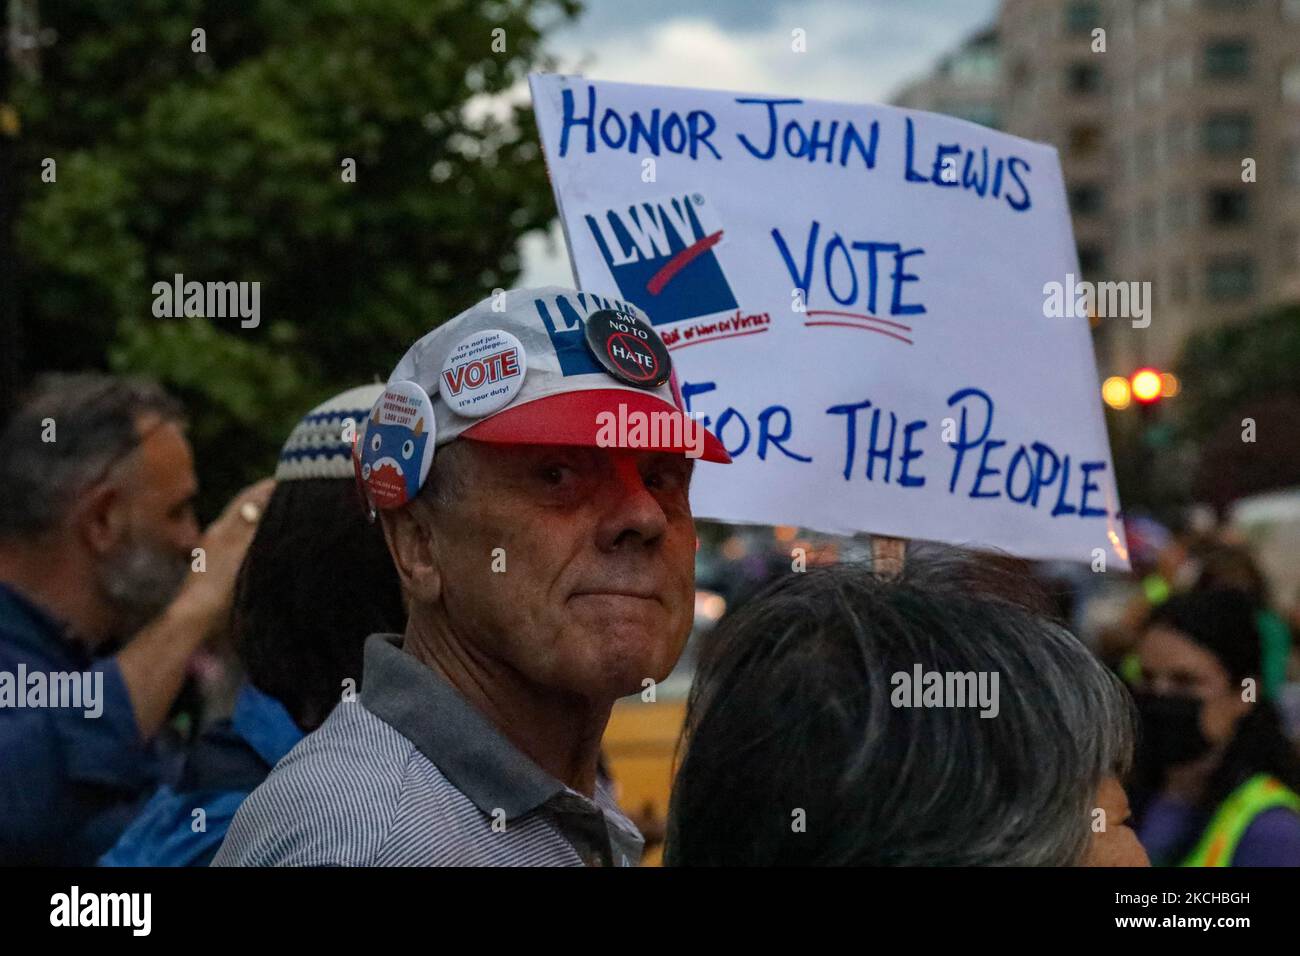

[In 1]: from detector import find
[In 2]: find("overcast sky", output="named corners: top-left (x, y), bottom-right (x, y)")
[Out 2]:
top-left (520, 0), bottom-right (1000, 285)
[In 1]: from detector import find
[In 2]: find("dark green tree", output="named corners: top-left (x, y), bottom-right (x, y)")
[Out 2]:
top-left (1174, 304), bottom-right (1300, 513)
top-left (13, 0), bottom-right (579, 512)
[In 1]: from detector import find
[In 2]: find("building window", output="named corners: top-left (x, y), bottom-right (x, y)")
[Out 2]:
top-left (1283, 59), bottom-right (1300, 103)
top-left (1205, 188), bottom-right (1250, 226)
top-left (1139, 67), bottom-right (1163, 101)
top-left (1069, 124), bottom-right (1103, 156)
top-left (1203, 40), bottom-right (1251, 79)
top-left (1167, 53), bottom-right (1194, 88)
top-left (954, 104), bottom-right (999, 129)
top-left (1166, 191), bottom-right (1192, 231)
top-left (1135, 130), bottom-right (1159, 175)
top-left (1281, 227), bottom-right (1300, 271)
top-left (1166, 116), bottom-right (1187, 157)
top-left (1118, 9), bottom-right (1135, 42)
top-left (1203, 113), bottom-right (1253, 152)
top-left (1286, 143), bottom-right (1300, 185)
top-left (1066, 1), bottom-right (1102, 34)
top-left (1138, 201), bottom-right (1159, 242)
top-left (1067, 63), bottom-right (1104, 94)
top-left (1205, 257), bottom-right (1255, 299)
top-left (1069, 184), bottom-right (1105, 215)
top-left (1138, 0), bottom-right (1165, 28)
top-left (1171, 263), bottom-right (1190, 303)
top-left (952, 47), bottom-right (1000, 86)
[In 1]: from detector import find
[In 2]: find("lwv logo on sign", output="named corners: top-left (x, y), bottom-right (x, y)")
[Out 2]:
top-left (583, 192), bottom-right (737, 325)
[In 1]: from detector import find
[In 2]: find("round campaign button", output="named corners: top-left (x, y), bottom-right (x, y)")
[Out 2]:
top-left (583, 309), bottom-right (672, 389)
top-left (438, 329), bottom-right (527, 418)
top-left (358, 380), bottom-right (437, 510)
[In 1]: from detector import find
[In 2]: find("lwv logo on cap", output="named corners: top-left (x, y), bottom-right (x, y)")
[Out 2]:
top-left (534, 291), bottom-right (643, 378)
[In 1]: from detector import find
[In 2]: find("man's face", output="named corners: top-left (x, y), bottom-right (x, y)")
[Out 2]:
top-left (424, 442), bottom-right (697, 702)
top-left (97, 419), bottom-right (201, 636)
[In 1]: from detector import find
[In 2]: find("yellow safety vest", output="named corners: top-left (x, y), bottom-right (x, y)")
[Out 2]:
top-left (1182, 774), bottom-right (1300, 867)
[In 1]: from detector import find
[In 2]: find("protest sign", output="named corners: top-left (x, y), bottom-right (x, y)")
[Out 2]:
top-left (529, 74), bottom-right (1128, 568)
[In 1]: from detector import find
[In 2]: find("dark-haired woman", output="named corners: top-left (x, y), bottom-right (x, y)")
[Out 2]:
top-left (1131, 588), bottom-right (1300, 866)
top-left (101, 385), bottom-right (405, 866)
top-left (666, 557), bottom-right (1148, 866)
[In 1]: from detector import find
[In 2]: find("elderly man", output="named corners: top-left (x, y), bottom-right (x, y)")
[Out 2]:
top-left (215, 288), bottom-right (730, 866)
top-left (0, 373), bottom-right (273, 864)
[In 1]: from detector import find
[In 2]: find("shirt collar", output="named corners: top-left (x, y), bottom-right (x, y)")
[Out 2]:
top-left (231, 682), bottom-right (305, 768)
top-left (359, 633), bottom-right (566, 819)
top-left (0, 580), bottom-right (85, 666)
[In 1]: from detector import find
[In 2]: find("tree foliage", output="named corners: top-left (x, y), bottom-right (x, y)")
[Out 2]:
top-left (1174, 304), bottom-right (1300, 509)
top-left (15, 0), bottom-right (578, 512)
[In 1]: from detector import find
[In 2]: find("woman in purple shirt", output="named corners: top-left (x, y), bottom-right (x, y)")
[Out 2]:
top-left (1130, 589), bottom-right (1300, 866)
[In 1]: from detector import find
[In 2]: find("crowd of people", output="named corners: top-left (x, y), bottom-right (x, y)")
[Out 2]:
top-left (0, 284), bottom-right (1296, 867)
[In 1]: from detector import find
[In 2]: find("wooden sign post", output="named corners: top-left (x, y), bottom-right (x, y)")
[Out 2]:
top-left (871, 535), bottom-right (906, 580)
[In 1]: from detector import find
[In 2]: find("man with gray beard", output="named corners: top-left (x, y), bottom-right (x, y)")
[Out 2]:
top-left (0, 373), bottom-right (273, 863)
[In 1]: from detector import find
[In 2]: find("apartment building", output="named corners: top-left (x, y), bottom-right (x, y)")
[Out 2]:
top-left (897, 0), bottom-right (1300, 376)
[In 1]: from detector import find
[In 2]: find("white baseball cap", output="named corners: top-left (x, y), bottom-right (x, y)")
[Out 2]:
top-left (356, 286), bottom-right (729, 510)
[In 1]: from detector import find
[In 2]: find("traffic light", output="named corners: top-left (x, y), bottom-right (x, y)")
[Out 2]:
top-left (1131, 368), bottom-right (1162, 404)
top-left (1101, 376), bottom-right (1132, 410)
top-left (1101, 369), bottom-right (1180, 409)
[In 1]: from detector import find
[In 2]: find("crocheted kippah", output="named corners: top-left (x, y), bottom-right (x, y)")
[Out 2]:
top-left (274, 383), bottom-right (384, 481)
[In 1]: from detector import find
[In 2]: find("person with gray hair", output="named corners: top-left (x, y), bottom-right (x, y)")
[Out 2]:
top-left (216, 287), bottom-right (731, 866)
top-left (0, 372), bottom-right (273, 864)
top-left (665, 556), bottom-right (1150, 867)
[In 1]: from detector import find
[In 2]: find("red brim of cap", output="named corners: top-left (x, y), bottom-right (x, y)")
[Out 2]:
top-left (460, 389), bottom-right (732, 463)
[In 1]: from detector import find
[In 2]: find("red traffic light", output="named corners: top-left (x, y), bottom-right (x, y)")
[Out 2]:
top-left (1131, 368), bottom-right (1163, 404)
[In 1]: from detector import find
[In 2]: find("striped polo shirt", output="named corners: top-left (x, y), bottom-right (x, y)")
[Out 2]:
top-left (212, 634), bottom-right (643, 867)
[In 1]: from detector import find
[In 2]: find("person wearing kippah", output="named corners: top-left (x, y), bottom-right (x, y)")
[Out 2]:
top-left (101, 385), bottom-right (404, 866)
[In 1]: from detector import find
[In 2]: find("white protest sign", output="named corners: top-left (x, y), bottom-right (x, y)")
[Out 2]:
top-left (530, 74), bottom-right (1128, 568)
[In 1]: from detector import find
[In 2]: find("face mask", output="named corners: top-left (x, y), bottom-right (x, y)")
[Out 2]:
top-left (1133, 692), bottom-right (1212, 775)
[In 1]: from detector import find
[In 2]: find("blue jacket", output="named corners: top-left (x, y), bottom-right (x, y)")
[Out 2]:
top-left (100, 683), bottom-right (303, 867)
top-left (0, 582), bottom-right (159, 864)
